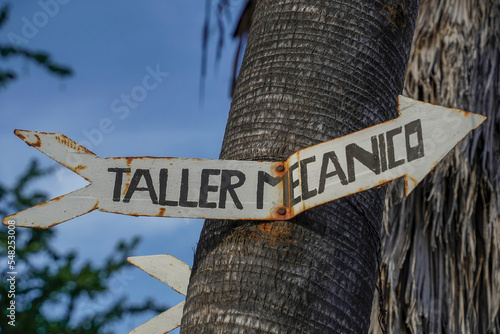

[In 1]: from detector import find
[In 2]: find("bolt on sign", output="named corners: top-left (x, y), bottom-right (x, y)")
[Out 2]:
top-left (2, 96), bottom-right (486, 228)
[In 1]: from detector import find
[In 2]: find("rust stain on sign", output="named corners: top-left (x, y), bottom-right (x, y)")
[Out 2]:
top-left (54, 133), bottom-right (93, 154)
top-left (126, 157), bottom-right (134, 167)
top-left (15, 131), bottom-right (26, 141)
top-left (74, 165), bottom-right (87, 172)
top-left (158, 207), bottom-right (166, 217)
top-left (2, 96), bottom-right (486, 229)
top-left (20, 132), bottom-right (42, 148)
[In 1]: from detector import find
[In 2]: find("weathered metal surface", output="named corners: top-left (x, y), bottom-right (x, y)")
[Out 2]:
top-left (127, 255), bottom-right (190, 295)
top-left (2, 96), bottom-right (486, 228)
top-left (127, 255), bottom-right (191, 334)
top-left (129, 301), bottom-right (185, 334)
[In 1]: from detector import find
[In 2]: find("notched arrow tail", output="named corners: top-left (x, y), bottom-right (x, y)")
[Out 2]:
top-left (2, 130), bottom-right (102, 228)
top-left (2, 186), bottom-right (98, 228)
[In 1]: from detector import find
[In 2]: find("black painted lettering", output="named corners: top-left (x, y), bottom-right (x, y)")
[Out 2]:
top-left (387, 127), bottom-right (405, 169)
top-left (318, 151), bottom-right (348, 194)
top-left (346, 136), bottom-right (381, 183)
top-left (159, 169), bottom-right (178, 206)
top-left (108, 168), bottom-right (130, 202)
top-left (257, 171), bottom-right (283, 209)
top-left (378, 134), bottom-right (388, 172)
top-left (287, 161), bottom-right (301, 207)
top-left (405, 119), bottom-right (425, 162)
top-left (219, 170), bottom-right (245, 209)
top-left (300, 156), bottom-right (317, 200)
top-left (123, 169), bottom-right (158, 204)
top-left (283, 170), bottom-right (290, 207)
top-left (179, 169), bottom-right (197, 207)
top-left (199, 169), bottom-right (221, 208)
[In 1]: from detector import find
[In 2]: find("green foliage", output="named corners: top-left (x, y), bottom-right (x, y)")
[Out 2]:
top-left (0, 161), bottom-right (165, 333)
top-left (0, 4), bottom-right (72, 90)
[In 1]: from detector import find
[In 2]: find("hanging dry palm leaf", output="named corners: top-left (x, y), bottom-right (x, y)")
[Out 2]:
top-left (370, 0), bottom-right (500, 332)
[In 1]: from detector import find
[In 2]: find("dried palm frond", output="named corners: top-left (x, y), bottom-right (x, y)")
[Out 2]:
top-left (370, 0), bottom-right (500, 332)
top-left (200, 0), bottom-right (253, 99)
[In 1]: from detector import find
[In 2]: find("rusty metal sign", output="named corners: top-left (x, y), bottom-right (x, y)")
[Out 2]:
top-left (2, 96), bottom-right (486, 228)
top-left (127, 255), bottom-right (190, 334)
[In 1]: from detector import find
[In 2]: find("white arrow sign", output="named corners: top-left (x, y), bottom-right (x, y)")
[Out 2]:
top-left (127, 255), bottom-right (191, 334)
top-left (2, 96), bottom-right (486, 228)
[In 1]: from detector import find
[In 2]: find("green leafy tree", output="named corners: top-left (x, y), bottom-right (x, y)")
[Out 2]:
top-left (1, 4), bottom-right (165, 332)
top-left (0, 161), bottom-right (165, 333)
top-left (0, 4), bottom-right (71, 89)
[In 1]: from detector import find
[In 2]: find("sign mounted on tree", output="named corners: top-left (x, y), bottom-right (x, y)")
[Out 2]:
top-left (3, 96), bottom-right (486, 228)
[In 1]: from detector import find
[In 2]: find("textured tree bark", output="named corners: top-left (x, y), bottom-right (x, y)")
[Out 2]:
top-left (181, 0), bottom-right (419, 332)
top-left (370, 0), bottom-right (500, 333)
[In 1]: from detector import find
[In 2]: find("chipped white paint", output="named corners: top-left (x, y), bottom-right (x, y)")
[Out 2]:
top-left (2, 96), bottom-right (486, 228)
top-left (127, 255), bottom-right (191, 334)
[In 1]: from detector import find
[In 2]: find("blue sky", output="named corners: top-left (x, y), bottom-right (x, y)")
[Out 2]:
top-left (1, 0), bottom-right (243, 332)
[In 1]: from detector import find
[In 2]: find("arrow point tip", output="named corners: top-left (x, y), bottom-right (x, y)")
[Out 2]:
top-left (471, 113), bottom-right (487, 128)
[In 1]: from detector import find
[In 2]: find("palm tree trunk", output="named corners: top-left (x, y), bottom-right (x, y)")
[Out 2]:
top-left (181, 0), bottom-right (419, 332)
top-left (370, 0), bottom-right (500, 333)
